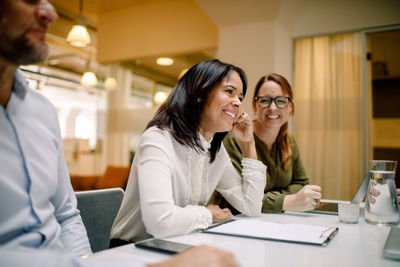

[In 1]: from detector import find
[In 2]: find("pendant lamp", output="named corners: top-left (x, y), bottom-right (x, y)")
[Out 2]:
top-left (81, 71), bottom-right (98, 87)
top-left (67, 0), bottom-right (91, 47)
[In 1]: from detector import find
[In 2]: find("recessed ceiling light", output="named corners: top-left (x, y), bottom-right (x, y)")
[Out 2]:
top-left (156, 57), bottom-right (174, 66)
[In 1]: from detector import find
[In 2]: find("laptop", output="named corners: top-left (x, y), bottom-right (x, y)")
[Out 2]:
top-left (383, 227), bottom-right (400, 260)
top-left (307, 173), bottom-right (370, 215)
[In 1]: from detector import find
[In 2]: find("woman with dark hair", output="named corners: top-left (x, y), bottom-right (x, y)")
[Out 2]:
top-left (110, 59), bottom-right (266, 243)
top-left (214, 73), bottom-right (321, 213)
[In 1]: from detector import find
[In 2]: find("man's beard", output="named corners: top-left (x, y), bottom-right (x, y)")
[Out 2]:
top-left (0, 21), bottom-right (49, 66)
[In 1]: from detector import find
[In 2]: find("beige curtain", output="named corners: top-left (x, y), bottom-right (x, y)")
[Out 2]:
top-left (293, 32), bottom-right (365, 200)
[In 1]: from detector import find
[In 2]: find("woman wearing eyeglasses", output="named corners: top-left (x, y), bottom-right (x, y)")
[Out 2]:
top-left (211, 73), bottom-right (321, 213)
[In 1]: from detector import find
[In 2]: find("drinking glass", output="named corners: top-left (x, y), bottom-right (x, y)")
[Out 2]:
top-left (364, 160), bottom-right (399, 225)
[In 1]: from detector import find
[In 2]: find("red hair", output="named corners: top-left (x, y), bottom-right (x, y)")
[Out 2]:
top-left (253, 73), bottom-right (294, 169)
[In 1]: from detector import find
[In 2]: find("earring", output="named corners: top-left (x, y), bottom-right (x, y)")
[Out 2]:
top-left (197, 98), bottom-right (201, 103)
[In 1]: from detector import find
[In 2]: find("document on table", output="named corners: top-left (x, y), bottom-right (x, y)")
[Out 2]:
top-left (203, 219), bottom-right (338, 246)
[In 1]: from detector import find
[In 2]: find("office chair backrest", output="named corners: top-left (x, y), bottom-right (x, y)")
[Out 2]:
top-left (75, 188), bottom-right (124, 252)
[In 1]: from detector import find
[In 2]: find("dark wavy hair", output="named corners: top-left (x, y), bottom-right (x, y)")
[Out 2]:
top-left (147, 59), bottom-right (247, 162)
top-left (252, 73), bottom-right (294, 169)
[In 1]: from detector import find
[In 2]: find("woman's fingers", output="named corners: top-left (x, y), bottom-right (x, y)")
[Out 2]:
top-left (302, 185), bottom-right (322, 209)
top-left (304, 185), bottom-right (322, 200)
top-left (207, 205), bottom-right (233, 222)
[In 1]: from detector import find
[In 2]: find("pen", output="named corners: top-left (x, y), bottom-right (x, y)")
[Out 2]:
top-left (326, 228), bottom-right (338, 240)
top-left (319, 227), bottom-right (338, 238)
top-left (321, 227), bottom-right (339, 247)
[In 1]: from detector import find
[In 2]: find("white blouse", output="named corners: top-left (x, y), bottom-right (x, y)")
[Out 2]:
top-left (111, 126), bottom-right (266, 242)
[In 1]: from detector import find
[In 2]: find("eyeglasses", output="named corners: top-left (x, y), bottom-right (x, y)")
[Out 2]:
top-left (254, 96), bottom-right (291, 109)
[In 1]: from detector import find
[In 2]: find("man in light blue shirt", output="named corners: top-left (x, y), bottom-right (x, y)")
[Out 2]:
top-left (0, 67), bottom-right (92, 253)
top-left (0, 0), bottom-right (99, 265)
top-left (0, 1), bottom-right (239, 267)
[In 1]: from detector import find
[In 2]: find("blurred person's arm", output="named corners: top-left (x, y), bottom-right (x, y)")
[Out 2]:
top-left (149, 245), bottom-right (240, 267)
top-left (0, 248), bottom-right (143, 267)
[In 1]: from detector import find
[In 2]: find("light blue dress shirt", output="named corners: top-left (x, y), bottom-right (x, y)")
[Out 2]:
top-left (0, 70), bottom-right (143, 267)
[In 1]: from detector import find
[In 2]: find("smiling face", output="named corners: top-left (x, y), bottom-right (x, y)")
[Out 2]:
top-left (0, 0), bottom-right (58, 66)
top-left (254, 80), bottom-right (292, 132)
top-left (199, 71), bottom-right (243, 141)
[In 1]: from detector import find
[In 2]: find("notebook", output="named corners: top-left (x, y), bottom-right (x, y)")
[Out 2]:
top-left (203, 218), bottom-right (338, 246)
top-left (307, 173), bottom-right (370, 215)
top-left (383, 227), bottom-right (400, 260)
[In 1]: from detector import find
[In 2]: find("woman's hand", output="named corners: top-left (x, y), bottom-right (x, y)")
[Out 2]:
top-left (282, 185), bottom-right (322, 211)
top-left (230, 112), bottom-right (257, 159)
top-left (206, 204), bottom-right (233, 223)
top-left (231, 112), bottom-right (253, 143)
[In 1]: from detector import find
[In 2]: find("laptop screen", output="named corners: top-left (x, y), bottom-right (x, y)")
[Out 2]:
top-left (350, 172), bottom-right (370, 204)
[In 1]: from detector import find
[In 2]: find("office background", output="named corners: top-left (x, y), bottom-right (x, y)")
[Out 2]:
top-left (22, 0), bottom-right (400, 200)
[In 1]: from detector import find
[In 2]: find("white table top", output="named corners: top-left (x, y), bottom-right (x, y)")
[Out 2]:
top-left (91, 211), bottom-right (400, 267)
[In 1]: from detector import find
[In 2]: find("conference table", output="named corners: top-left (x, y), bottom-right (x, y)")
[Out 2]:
top-left (91, 208), bottom-right (399, 267)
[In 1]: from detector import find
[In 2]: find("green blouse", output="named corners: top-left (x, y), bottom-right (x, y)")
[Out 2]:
top-left (209, 132), bottom-right (309, 213)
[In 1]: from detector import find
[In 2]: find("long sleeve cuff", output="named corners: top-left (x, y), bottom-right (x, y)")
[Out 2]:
top-left (188, 205), bottom-right (213, 230)
top-left (262, 192), bottom-right (285, 213)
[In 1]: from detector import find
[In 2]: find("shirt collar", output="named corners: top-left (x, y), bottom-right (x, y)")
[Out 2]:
top-left (199, 133), bottom-right (212, 150)
top-left (12, 69), bottom-right (28, 100)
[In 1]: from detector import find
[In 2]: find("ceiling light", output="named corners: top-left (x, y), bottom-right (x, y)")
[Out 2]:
top-left (67, 0), bottom-right (91, 47)
top-left (153, 91), bottom-right (168, 105)
top-left (156, 57), bottom-right (174, 66)
top-left (67, 23), bottom-right (91, 47)
top-left (104, 77), bottom-right (118, 91)
top-left (81, 71), bottom-right (98, 87)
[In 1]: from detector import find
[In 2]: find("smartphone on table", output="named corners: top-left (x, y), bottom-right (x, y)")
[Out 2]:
top-left (135, 238), bottom-right (193, 254)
